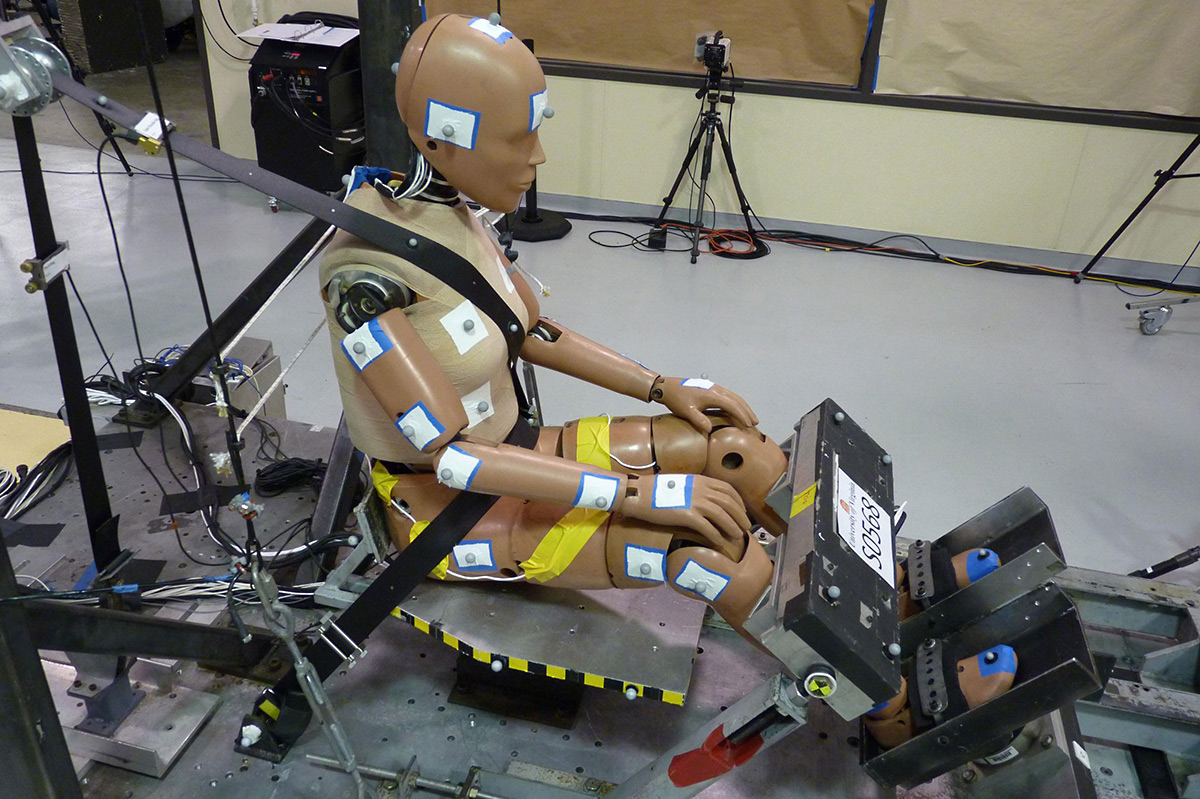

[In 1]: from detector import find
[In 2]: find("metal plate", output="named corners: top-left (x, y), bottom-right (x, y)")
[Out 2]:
top-left (396, 579), bottom-right (706, 703)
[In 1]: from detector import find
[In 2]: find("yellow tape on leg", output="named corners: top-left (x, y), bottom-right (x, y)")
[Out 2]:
top-left (519, 508), bottom-right (608, 583)
top-left (575, 416), bottom-right (612, 470)
top-left (371, 460), bottom-right (401, 504)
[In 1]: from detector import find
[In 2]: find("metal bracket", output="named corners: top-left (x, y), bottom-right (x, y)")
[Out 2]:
top-left (908, 538), bottom-right (935, 606)
top-left (19, 241), bottom-right (69, 293)
top-left (915, 638), bottom-right (949, 722)
top-left (65, 655), bottom-right (146, 737)
top-left (314, 489), bottom-right (389, 608)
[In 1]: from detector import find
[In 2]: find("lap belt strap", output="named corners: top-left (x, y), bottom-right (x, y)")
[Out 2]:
top-left (52, 75), bottom-right (532, 414)
top-left (248, 418), bottom-right (540, 752)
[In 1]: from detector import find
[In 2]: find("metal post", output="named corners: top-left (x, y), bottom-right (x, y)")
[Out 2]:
top-left (358, 0), bottom-right (420, 168)
top-left (0, 542), bottom-right (85, 799)
top-left (1075, 131), bottom-right (1200, 282)
top-left (13, 115), bottom-right (120, 571)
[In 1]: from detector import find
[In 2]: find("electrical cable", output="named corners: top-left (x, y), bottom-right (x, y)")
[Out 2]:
top-left (65, 271), bottom-right (117, 378)
top-left (96, 134), bottom-right (147, 362)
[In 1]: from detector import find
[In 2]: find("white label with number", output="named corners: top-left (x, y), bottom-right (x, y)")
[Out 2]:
top-left (835, 466), bottom-right (895, 588)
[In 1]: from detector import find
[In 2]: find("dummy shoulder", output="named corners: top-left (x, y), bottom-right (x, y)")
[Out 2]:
top-left (326, 269), bottom-right (415, 333)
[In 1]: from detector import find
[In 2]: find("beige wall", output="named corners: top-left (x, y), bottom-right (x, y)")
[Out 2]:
top-left (202, 13), bottom-right (1200, 265)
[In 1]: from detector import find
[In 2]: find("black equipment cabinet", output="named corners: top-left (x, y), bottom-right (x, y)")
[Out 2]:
top-left (248, 14), bottom-right (365, 193)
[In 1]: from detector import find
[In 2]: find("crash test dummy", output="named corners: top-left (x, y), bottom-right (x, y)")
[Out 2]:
top-left (318, 13), bottom-right (789, 643)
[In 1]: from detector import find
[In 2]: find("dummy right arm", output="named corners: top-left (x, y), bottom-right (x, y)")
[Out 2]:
top-left (345, 308), bottom-right (750, 554)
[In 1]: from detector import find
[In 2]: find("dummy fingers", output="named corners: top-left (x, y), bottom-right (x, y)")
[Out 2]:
top-left (707, 386), bottom-right (757, 428)
top-left (681, 406), bottom-right (713, 435)
top-left (696, 498), bottom-right (745, 544)
top-left (708, 488), bottom-right (752, 533)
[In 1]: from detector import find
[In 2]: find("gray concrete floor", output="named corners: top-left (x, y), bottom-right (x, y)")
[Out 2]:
top-left (2, 128), bottom-right (1200, 591)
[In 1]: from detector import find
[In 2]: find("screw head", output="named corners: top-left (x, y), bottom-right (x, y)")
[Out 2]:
top-left (923, 638), bottom-right (937, 650)
top-left (961, 769), bottom-right (977, 783)
top-left (1041, 734), bottom-right (1055, 749)
top-left (929, 700), bottom-right (945, 713)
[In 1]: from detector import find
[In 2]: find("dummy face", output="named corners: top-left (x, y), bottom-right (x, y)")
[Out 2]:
top-left (396, 15), bottom-right (550, 212)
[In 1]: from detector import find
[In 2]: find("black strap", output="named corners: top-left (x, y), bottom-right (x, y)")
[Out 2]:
top-left (259, 418), bottom-right (539, 718)
top-left (53, 75), bottom-right (527, 367)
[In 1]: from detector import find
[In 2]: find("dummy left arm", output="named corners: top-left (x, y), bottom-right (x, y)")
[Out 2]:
top-left (519, 317), bottom-right (758, 434)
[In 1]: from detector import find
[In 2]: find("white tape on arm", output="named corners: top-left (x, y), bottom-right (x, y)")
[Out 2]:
top-left (652, 474), bottom-right (693, 509)
top-left (573, 473), bottom-right (620, 511)
top-left (341, 318), bottom-right (392, 372)
top-left (436, 445), bottom-right (483, 491)
top-left (681, 378), bottom-right (714, 389)
top-left (396, 402), bottom-right (446, 452)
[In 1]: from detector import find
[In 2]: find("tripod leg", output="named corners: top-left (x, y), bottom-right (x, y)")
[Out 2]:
top-left (714, 120), bottom-right (759, 243)
top-left (1076, 130), bottom-right (1200, 282)
top-left (656, 126), bottom-right (707, 228)
top-left (691, 119), bottom-right (717, 264)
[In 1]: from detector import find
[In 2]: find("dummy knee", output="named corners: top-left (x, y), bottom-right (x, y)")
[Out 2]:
top-left (665, 539), bottom-right (772, 630)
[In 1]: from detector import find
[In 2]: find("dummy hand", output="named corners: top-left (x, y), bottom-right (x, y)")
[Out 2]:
top-left (621, 474), bottom-right (751, 556)
top-left (650, 377), bottom-right (758, 434)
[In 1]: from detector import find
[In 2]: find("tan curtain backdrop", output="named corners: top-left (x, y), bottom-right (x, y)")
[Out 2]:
top-left (875, 0), bottom-right (1200, 117)
top-left (427, 1), bottom-right (873, 86)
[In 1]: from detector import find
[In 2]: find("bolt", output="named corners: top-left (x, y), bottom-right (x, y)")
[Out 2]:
top-left (881, 454), bottom-right (892, 465)
top-left (827, 585), bottom-right (841, 600)
top-left (923, 638), bottom-right (937, 650)
top-left (585, 778), bottom-right (602, 791)
top-left (929, 700), bottom-right (945, 713)
top-left (833, 411), bottom-right (845, 424)
top-left (19, 260), bottom-right (34, 273)
top-left (1040, 734), bottom-right (1054, 749)
top-left (25, 282), bottom-right (38, 294)
top-left (961, 769), bottom-right (977, 783)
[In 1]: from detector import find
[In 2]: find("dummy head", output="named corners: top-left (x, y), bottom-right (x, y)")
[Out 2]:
top-left (395, 14), bottom-right (550, 212)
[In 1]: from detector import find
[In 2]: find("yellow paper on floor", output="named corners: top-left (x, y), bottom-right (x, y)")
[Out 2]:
top-left (0, 406), bottom-right (70, 473)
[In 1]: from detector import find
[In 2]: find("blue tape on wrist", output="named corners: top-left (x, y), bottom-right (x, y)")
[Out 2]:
top-left (966, 548), bottom-right (1001, 583)
top-left (977, 645), bottom-right (1017, 677)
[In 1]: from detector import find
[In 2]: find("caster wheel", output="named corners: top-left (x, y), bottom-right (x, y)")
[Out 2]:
top-left (1139, 318), bottom-right (1162, 335)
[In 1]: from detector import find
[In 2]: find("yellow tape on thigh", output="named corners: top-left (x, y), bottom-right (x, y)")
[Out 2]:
top-left (574, 416), bottom-right (612, 470)
top-left (409, 520), bottom-right (449, 580)
top-left (371, 460), bottom-right (401, 504)
top-left (519, 508), bottom-right (608, 583)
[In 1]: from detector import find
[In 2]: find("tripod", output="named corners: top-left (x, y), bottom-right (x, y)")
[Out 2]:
top-left (654, 58), bottom-right (761, 264)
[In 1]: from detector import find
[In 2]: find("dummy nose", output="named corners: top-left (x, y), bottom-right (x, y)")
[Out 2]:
top-left (529, 139), bottom-right (546, 167)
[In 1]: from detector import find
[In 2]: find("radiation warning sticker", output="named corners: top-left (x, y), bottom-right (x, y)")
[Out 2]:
top-left (835, 466), bottom-right (895, 588)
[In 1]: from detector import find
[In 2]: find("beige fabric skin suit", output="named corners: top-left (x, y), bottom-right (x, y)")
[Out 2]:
top-left (320, 14), bottom-right (787, 640)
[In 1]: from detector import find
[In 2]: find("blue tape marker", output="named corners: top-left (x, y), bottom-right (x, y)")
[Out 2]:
top-left (966, 548), bottom-right (1001, 583)
top-left (113, 584), bottom-right (139, 594)
top-left (73, 562), bottom-right (98, 591)
top-left (978, 645), bottom-right (1017, 678)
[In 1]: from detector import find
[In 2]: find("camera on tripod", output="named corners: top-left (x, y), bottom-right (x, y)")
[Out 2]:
top-left (695, 31), bottom-right (731, 74)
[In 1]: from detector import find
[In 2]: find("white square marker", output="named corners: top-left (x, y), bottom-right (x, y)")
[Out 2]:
top-left (425, 99), bottom-right (480, 150)
top-left (440, 300), bottom-right (488, 355)
top-left (396, 402), bottom-right (445, 452)
top-left (436, 445), bottom-right (482, 491)
top-left (652, 474), bottom-right (693, 510)
top-left (341, 318), bottom-right (391, 372)
top-left (681, 378), bottom-right (714, 389)
top-left (529, 89), bottom-right (548, 131)
top-left (452, 540), bottom-right (495, 572)
top-left (468, 17), bottom-right (513, 43)
top-left (461, 382), bottom-right (495, 428)
top-left (573, 473), bottom-right (620, 511)
top-left (625, 544), bottom-right (666, 582)
top-left (674, 559), bottom-right (730, 602)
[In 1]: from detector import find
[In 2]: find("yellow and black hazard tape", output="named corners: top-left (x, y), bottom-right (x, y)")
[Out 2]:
top-left (390, 607), bottom-right (686, 705)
